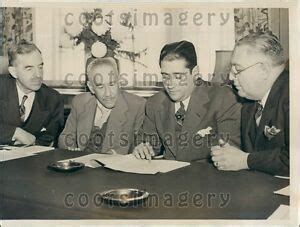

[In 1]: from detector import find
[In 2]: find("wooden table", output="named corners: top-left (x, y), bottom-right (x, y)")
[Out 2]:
top-left (0, 149), bottom-right (289, 219)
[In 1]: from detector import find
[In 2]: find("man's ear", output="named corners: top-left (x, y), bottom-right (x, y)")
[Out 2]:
top-left (87, 81), bottom-right (95, 94)
top-left (8, 66), bottom-right (18, 79)
top-left (260, 62), bottom-right (271, 80)
top-left (191, 65), bottom-right (201, 80)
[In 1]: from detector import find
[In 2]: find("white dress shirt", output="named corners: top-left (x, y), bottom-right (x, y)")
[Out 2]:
top-left (16, 83), bottom-right (35, 122)
top-left (175, 96), bottom-right (191, 113)
top-left (94, 100), bottom-right (112, 128)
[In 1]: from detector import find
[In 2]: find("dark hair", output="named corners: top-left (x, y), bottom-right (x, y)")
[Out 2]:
top-left (8, 39), bottom-right (42, 66)
top-left (159, 40), bottom-right (197, 71)
top-left (236, 32), bottom-right (285, 66)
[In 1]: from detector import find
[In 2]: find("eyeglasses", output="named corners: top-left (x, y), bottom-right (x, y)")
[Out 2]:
top-left (230, 62), bottom-right (262, 79)
top-left (161, 71), bottom-right (190, 85)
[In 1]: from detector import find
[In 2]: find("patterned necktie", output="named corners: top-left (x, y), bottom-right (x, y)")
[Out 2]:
top-left (254, 102), bottom-right (263, 126)
top-left (19, 95), bottom-right (28, 122)
top-left (175, 101), bottom-right (186, 126)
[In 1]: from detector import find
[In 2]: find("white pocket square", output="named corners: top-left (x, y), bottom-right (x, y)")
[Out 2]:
top-left (40, 127), bottom-right (47, 132)
top-left (197, 126), bottom-right (212, 137)
top-left (264, 125), bottom-right (281, 140)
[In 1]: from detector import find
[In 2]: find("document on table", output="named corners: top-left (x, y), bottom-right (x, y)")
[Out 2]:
top-left (268, 205), bottom-right (289, 219)
top-left (0, 145), bottom-right (54, 162)
top-left (61, 153), bottom-right (190, 174)
top-left (274, 185), bottom-right (290, 196)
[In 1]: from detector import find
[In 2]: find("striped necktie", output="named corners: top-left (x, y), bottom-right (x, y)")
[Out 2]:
top-left (19, 95), bottom-right (28, 122)
top-left (175, 101), bottom-right (186, 127)
top-left (254, 102), bottom-right (263, 126)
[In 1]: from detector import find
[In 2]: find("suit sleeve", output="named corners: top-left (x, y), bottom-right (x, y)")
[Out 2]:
top-left (0, 122), bottom-right (17, 145)
top-left (0, 77), bottom-right (17, 144)
top-left (136, 101), bottom-right (162, 155)
top-left (36, 94), bottom-right (64, 147)
top-left (58, 98), bottom-right (78, 149)
top-left (216, 87), bottom-right (242, 148)
top-left (247, 100), bottom-right (289, 176)
top-left (133, 98), bottom-right (146, 137)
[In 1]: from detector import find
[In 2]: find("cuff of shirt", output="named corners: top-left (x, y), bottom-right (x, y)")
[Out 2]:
top-left (11, 128), bottom-right (18, 142)
top-left (244, 152), bottom-right (250, 169)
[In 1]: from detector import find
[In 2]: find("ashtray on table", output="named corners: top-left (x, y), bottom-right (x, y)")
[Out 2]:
top-left (47, 160), bottom-right (85, 172)
top-left (100, 188), bottom-right (149, 206)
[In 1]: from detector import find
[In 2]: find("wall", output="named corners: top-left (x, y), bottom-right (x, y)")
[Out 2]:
top-left (33, 7), bottom-right (235, 85)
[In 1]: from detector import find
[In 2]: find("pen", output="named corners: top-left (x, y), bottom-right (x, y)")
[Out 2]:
top-left (153, 155), bottom-right (164, 159)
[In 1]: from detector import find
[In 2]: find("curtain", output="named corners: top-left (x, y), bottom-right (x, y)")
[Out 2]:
top-left (1, 7), bottom-right (34, 74)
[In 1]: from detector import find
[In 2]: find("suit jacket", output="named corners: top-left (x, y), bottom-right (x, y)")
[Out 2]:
top-left (139, 81), bottom-right (242, 162)
top-left (58, 91), bottom-right (146, 154)
top-left (0, 75), bottom-right (64, 146)
top-left (242, 71), bottom-right (289, 176)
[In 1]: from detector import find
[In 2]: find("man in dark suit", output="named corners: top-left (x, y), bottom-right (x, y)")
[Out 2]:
top-left (58, 57), bottom-right (146, 154)
top-left (0, 40), bottom-right (64, 146)
top-left (133, 40), bottom-right (241, 162)
top-left (211, 33), bottom-right (289, 176)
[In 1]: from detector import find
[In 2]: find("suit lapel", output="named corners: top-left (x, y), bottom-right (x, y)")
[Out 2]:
top-left (255, 88), bottom-right (280, 146)
top-left (255, 71), bottom-right (287, 147)
top-left (102, 92), bottom-right (128, 152)
top-left (9, 81), bottom-right (22, 126)
top-left (255, 80), bottom-right (283, 147)
top-left (182, 87), bottom-right (209, 138)
top-left (242, 102), bottom-right (256, 150)
top-left (77, 96), bottom-right (97, 149)
top-left (255, 103), bottom-right (275, 146)
top-left (3, 79), bottom-right (22, 126)
top-left (23, 91), bottom-right (50, 134)
top-left (157, 94), bottom-right (177, 159)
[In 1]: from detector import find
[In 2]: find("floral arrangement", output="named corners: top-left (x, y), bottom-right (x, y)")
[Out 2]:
top-left (60, 8), bottom-right (147, 64)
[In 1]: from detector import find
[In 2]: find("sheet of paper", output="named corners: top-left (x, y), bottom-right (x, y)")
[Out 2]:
top-left (153, 159), bottom-right (190, 173)
top-left (0, 145), bottom-right (54, 162)
top-left (274, 185), bottom-right (290, 196)
top-left (0, 149), bottom-right (35, 162)
top-left (268, 205), bottom-right (289, 219)
top-left (103, 154), bottom-right (158, 174)
top-left (15, 145), bottom-right (54, 155)
top-left (60, 153), bottom-right (190, 174)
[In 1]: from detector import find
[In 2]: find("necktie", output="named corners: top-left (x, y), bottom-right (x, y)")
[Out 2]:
top-left (175, 101), bottom-right (186, 126)
top-left (254, 102), bottom-right (263, 126)
top-left (19, 95), bottom-right (28, 122)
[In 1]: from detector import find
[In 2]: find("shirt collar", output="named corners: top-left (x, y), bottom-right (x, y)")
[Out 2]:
top-left (175, 96), bottom-right (191, 111)
top-left (16, 82), bottom-right (35, 103)
top-left (259, 89), bottom-right (271, 108)
top-left (96, 100), bottom-right (112, 113)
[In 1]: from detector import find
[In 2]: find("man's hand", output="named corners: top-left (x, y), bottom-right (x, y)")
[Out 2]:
top-left (133, 142), bottom-right (155, 160)
top-left (211, 139), bottom-right (249, 171)
top-left (13, 127), bottom-right (36, 145)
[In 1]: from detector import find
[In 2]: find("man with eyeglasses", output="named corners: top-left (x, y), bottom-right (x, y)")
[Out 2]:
top-left (211, 33), bottom-right (289, 176)
top-left (133, 40), bottom-right (241, 162)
